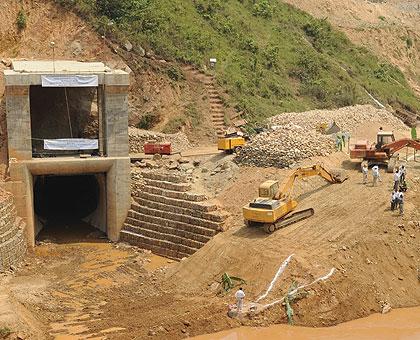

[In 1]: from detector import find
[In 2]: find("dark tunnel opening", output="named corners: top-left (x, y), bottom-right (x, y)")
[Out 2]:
top-left (34, 175), bottom-right (99, 220)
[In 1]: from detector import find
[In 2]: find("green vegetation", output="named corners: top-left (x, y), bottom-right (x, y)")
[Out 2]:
top-left (137, 111), bottom-right (161, 130)
top-left (56, 0), bottom-right (419, 127)
top-left (0, 327), bottom-right (12, 338)
top-left (16, 9), bottom-right (27, 30)
top-left (162, 103), bottom-right (203, 133)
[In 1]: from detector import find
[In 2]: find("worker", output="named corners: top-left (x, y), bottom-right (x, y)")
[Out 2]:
top-left (235, 287), bottom-right (245, 312)
top-left (372, 165), bottom-right (381, 186)
top-left (393, 168), bottom-right (400, 192)
top-left (390, 190), bottom-right (398, 210)
top-left (361, 163), bottom-right (369, 184)
top-left (336, 134), bottom-right (343, 151)
top-left (399, 165), bottom-right (406, 182)
top-left (396, 189), bottom-right (404, 215)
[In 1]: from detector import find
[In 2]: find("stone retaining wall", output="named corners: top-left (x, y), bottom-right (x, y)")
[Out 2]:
top-left (0, 189), bottom-right (26, 272)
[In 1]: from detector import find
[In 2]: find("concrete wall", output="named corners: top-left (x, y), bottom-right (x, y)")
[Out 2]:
top-left (3, 64), bottom-right (130, 247)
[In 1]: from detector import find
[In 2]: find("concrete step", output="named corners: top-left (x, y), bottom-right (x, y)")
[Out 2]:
top-left (144, 179), bottom-right (191, 192)
top-left (123, 223), bottom-right (205, 249)
top-left (131, 205), bottom-right (221, 231)
top-left (120, 230), bottom-right (196, 256)
top-left (124, 219), bottom-right (211, 243)
top-left (127, 210), bottom-right (217, 237)
top-left (133, 198), bottom-right (226, 222)
top-left (120, 231), bottom-right (188, 260)
top-left (142, 185), bottom-right (207, 202)
top-left (135, 191), bottom-right (217, 212)
top-left (141, 171), bottom-right (188, 184)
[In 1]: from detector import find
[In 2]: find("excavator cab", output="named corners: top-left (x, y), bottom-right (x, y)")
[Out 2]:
top-left (258, 180), bottom-right (279, 199)
top-left (376, 131), bottom-right (395, 150)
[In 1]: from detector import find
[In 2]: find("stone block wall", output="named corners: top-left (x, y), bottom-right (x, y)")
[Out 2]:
top-left (0, 189), bottom-right (26, 271)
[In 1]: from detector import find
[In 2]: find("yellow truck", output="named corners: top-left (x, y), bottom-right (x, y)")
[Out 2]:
top-left (217, 136), bottom-right (246, 153)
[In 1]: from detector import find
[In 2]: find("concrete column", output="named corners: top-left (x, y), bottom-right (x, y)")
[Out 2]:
top-left (104, 73), bottom-right (129, 157)
top-left (106, 157), bottom-right (130, 241)
top-left (5, 86), bottom-right (32, 160)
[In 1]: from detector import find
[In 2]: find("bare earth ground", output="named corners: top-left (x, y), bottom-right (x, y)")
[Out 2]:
top-left (1, 145), bottom-right (419, 339)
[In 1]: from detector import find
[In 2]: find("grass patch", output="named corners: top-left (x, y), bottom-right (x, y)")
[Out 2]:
top-left (0, 327), bottom-right (12, 338)
top-left (56, 0), bottom-right (420, 127)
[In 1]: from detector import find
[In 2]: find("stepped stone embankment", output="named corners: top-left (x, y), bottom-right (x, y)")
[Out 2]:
top-left (121, 171), bottom-right (228, 260)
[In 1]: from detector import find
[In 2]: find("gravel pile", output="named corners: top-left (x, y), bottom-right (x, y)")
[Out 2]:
top-left (129, 127), bottom-right (191, 154)
top-left (236, 124), bottom-right (335, 168)
top-left (235, 105), bottom-right (407, 168)
top-left (269, 105), bottom-right (407, 134)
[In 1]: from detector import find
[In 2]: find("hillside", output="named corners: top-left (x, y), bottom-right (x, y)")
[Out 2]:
top-left (282, 0), bottom-right (420, 94)
top-left (57, 0), bottom-right (420, 129)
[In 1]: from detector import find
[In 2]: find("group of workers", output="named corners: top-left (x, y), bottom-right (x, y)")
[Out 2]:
top-left (361, 162), bottom-right (406, 215)
top-left (391, 165), bottom-right (406, 215)
top-left (335, 132), bottom-right (351, 152)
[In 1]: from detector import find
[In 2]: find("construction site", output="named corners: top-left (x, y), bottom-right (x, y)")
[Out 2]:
top-left (0, 1), bottom-right (419, 340)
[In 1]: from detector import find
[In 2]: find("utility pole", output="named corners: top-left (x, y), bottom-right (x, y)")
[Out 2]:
top-left (50, 41), bottom-right (56, 73)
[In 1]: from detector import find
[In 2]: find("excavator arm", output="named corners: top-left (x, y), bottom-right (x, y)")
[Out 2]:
top-left (275, 164), bottom-right (345, 200)
top-left (383, 138), bottom-right (420, 156)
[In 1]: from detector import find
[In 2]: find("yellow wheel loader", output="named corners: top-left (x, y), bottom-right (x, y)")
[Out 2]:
top-left (243, 164), bottom-right (347, 233)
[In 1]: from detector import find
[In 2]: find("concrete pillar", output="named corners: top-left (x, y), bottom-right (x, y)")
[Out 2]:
top-left (5, 86), bottom-right (32, 160)
top-left (104, 73), bottom-right (129, 157)
top-left (106, 157), bottom-right (131, 241)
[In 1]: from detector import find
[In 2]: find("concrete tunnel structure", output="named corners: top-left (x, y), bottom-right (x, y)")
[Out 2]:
top-left (2, 61), bottom-right (131, 246)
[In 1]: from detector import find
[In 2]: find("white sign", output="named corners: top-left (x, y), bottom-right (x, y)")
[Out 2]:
top-left (41, 75), bottom-right (98, 87)
top-left (44, 139), bottom-right (98, 150)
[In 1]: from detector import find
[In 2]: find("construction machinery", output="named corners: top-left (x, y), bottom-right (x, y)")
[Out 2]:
top-left (243, 164), bottom-right (347, 234)
top-left (218, 132), bottom-right (246, 153)
top-left (350, 131), bottom-right (420, 172)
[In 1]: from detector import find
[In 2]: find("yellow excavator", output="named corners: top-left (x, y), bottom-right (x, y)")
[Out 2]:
top-left (243, 164), bottom-right (347, 233)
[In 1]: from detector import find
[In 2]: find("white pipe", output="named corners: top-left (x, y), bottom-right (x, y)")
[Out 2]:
top-left (256, 254), bottom-right (294, 302)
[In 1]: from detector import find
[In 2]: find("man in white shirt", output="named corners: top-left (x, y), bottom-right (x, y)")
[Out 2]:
top-left (372, 165), bottom-right (381, 186)
top-left (235, 288), bottom-right (245, 312)
top-left (390, 190), bottom-right (398, 210)
top-left (397, 189), bottom-right (404, 215)
top-left (393, 169), bottom-right (400, 191)
top-left (399, 165), bottom-right (406, 182)
top-left (361, 163), bottom-right (369, 184)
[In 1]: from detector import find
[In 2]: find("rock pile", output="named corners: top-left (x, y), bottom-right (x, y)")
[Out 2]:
top-left (129, 127), bottom-right (191, 154)
top-left (236, 124), bottom-right (335, 168)
top-left (269, 105), bottom-right (408, 134)
top-left (235, 105), bottom-right (408, 168)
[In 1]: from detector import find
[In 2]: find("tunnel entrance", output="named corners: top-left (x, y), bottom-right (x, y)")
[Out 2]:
top-left (33, 174), bottom-right (107, 242)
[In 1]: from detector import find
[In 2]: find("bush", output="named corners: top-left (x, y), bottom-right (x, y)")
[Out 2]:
top-left (253, 0), bottom-right (273, 18)
top-left (167, 66), bottom-right (184, 81)
top-left (16, 9), bottom-right (27, 30)
top-left (137, 112), bottom-right (161, 130)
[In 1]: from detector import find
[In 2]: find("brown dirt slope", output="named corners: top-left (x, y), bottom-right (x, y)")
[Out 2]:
top-left (283, 0), bottom-right (420, 94)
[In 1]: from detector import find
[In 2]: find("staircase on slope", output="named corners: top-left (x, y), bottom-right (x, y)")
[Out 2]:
top-left (120, 171), bottom-right (228, 260)
top-left (182, 66), bottom-right (227, 138)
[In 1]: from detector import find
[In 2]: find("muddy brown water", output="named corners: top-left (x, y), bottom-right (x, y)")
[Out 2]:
top-left (192, 307), bottom-right (420, 340)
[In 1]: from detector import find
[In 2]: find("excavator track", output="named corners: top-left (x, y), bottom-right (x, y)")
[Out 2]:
top-left (263, 208), bottom-right (314, 234)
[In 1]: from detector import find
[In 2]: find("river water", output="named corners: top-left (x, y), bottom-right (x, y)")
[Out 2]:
top-left (193, 307), bottom-right (420, 340)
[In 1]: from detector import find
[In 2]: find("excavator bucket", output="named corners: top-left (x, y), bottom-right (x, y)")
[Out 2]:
top-left (330, 169), bottom-right (348, 183)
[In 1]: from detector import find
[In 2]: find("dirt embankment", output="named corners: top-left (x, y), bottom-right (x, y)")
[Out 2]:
top-left (283, 0), bottom-right (420, 94)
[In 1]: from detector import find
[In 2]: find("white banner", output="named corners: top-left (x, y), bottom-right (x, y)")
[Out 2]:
top-left (41, 75), bottom-right (98, 87)
top-left (44, 139), bottom-right (98, 150)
